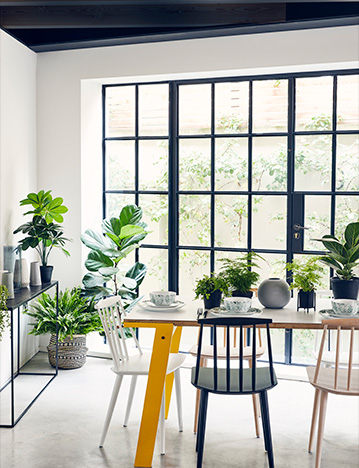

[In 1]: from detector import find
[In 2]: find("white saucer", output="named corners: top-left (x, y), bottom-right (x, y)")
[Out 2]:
top-left (209, 307), bottom-right (262, 317)
top-left (319, 309), bottom-right (359, 319)
top-left (138, 300), bottom-right (185, 311)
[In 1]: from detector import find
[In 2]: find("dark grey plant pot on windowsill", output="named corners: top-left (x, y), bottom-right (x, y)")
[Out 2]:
top-left (40, 265), bottom-right (54, 284)
top-left (331, 277), bottom-right (359, 300)
top-left (203, 290), bottom-right (222, 310)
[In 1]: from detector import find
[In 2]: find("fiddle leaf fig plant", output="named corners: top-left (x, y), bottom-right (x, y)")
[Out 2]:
top-left (81, 204), bottom-right (149, 303)
top-left (315, 221), bottom-right (359, 280)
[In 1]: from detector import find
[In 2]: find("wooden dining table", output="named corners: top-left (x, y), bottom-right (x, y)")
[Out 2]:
top-left (123, 296), bottom-right (332, 468)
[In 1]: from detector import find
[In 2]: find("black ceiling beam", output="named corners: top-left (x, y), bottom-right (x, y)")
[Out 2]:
top-left (0, 3), bottom-right (287, 28)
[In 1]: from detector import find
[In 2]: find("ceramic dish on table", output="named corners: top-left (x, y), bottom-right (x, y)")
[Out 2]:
top-left (209, 307), bottom-right (262, 317)
top-left (319, 309), bottom-right (359, 319)
top-left (138, 300), bottom-right (185, 312)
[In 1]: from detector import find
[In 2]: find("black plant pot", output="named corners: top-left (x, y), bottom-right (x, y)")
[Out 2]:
top-left (203, 290), bottom-right (222, 310)
top-left (232, 290), bottom-right (253, 298)
top-left (331, 277), bottom-right (359, 300)
top-left (40, 265), bottom-right (53, 284)
top-left (297, 290), bottom-right (316, 311)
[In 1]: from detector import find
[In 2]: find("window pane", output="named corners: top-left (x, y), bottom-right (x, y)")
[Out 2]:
top-left (179, 195), bottom-right (211, 246)
top-left (252, 137), bottom-right (287, 191)
top-left (138, 140), bottom-right (168, 191)
top-left (256, 253), bottom-right (287, 281)
top-left (179, 139), bottom-right (211, 191)
top-left (139, 248), bottom-right (168, 294)
top-left (304, 195), bottom-right (331, 251)
top-left (252, 195), bottom-right (287, 249)
top-left (292, 330), bottom-right (316, 365)
top-left (215, 138), bottom-right (248, 191)
top-left (105, 85), bottom-right (135, 137)
top-left (215, 195), bottom-right (248, 248)
top-left (138, 84), bottom-right (169, 136)
top-left (179, 250), bottom-right (210, 294)
top-left (337, 75), bottom-right (359, 130)
top-left (296, 76), bottom-right (333, 131)
top-left (105, 140), bottom-right (135, 190)
top-left (139, 194), bottom-right (168, 245)
top-left (252, 80), bottom-right (288, 133)
top-left (336, 135), bottom-right (359, 191)
top-left (178, 84), bottom-right (211, 135)
top-left (335, 196), bottom-right (359, 238)
top-left (295, 135), bottom-right (332, 191)
top-left (106, 194), bottom-right (135, 218)
top-left (215, 82), bottom-right (249, 134)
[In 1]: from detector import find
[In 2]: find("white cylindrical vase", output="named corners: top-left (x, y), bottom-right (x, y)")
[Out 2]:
top-left (30, 261), bottom-right (42, 287)
top-left (14, 258), bottom-right (29, 288)
top-left (2, 271), bottom-right (15, 299)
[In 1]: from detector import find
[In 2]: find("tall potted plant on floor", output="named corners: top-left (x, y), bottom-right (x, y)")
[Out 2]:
top-left (286, 257), bottom-right (325, 311)
top-left (13, 190), bottom-right (71, 283)
top-left (315, 221), bottom-right (359, 299)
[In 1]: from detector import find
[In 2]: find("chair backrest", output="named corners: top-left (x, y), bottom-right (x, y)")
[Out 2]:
top-left (193, 316), bottom-right (275, 393)
top-left (95, 296), bottom-right (142, 372)
top-left (314, 318), bottom-right (359, 392)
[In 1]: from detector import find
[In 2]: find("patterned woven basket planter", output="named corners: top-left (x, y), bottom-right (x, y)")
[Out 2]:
top-left (47, 334), bottom-right (88, 370)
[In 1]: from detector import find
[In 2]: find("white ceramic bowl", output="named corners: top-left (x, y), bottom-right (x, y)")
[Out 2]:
top-left (331, 299), bottom-right (359, 316)
top-left (224, 297), bottom-right (252, 313)
top-left (149, 291), bottom-right (176, 306)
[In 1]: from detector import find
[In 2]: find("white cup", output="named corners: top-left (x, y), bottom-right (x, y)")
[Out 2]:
top-left (149, 291), bottom-right (176, 306)
top-left (224, 297), bottom-right (252, 313)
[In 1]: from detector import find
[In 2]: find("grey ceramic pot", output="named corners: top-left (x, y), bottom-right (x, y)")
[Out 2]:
top-left (258, 278), bottom-right (290, 309)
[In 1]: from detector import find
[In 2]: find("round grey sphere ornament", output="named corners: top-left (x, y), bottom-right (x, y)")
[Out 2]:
top-left (258, 278), bottom-right (290, 309)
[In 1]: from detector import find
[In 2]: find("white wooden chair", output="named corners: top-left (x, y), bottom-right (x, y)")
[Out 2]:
top-left (189, 321), bottom-right (265, 436)
top-left (96, 296), bottom-right (185, 454)
top-left (307, 318), bottom-right (359, 468)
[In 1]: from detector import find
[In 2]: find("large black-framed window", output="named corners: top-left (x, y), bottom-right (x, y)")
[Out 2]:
top-left (103, 69), bottom-right (359, 299)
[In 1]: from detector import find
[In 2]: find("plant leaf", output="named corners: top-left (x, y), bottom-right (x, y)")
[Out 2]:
top-left (85, 250), bottom-right (113, 271)
top-left (344, 222), bottom-right (359, 248)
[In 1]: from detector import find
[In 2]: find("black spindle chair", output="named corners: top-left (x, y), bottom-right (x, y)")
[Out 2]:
top-left (191, 316), bottom-right (277, 468)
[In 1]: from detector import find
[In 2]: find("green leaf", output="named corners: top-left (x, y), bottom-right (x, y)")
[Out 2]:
top-left (102, 217), bottom-right (122, 237)
top-left (120, 276), bottom-right (137, 289)
top-left (85, 250), bottom-right (113, 271)
top-left (119, 205), bottom-right (143, 227)
top-left (99, 266), bottom-right (119, 276)
top-left (344, 222), bottom-right (359, 248)
top-left (119, 224), bottom-right (146, 239)
top-left (82, 273), bottom-right (107, 288)
top-left (126, 262), bottom-right (147, 287)
top-left (105, 232), bottom-right (122, 247)
top-left (81, 229), bottom-right (111, 251)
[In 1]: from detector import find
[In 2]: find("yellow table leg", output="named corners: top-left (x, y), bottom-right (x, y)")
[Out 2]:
top-left (165, 326), bottom-right (183, 419)
top-left (133, 323), bottom-right (174, 468)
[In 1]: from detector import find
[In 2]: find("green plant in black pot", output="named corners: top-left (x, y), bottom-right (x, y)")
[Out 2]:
top-left (219, 252), bottom-right (262, 297)
top-left (315, 221), bottom-right (359, 299)
top-left (194, 273), bottom-right (228, 310)
top-left (286, 257), bottom-right (325, 311)
top-left (26, 287), bottom-right (102, 369)
top-left (13, 190), bottom-right (71, 283)
top-left (0, 284), bottom-right (9, 341)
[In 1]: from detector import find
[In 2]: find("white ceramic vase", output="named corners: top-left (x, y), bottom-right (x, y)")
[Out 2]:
top-left (14, 258), bottom-right (29, 288)
top-left (30, 261), bottom-right (42, 286)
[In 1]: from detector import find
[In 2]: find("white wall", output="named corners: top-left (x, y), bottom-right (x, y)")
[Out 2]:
top-left (0, 30), bottom-right (38, 387)
top-left (36, 25), bottom-right (359, 289)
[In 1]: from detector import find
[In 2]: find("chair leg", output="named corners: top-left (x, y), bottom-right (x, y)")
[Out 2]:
top-left (315, 391), bottom-right (328, 468)
top-left (252, 394), bottom-right (261, 438)
top-left (174, 368), bottom-right (184, 432)
top-left (99, 374), bottom-right (123, 447)
top-left (308, 388), bottom-right (320, 453)
top-left (196, 390), bottom-right (209, 468)
top-left (123, 375), bottom-right (138, 427)
top-left (193, 357), bottom-right (206, 433)
top-left (259, 391), bottom-right (275, 468)
top-left (159, 389), bottom-right (166, 455)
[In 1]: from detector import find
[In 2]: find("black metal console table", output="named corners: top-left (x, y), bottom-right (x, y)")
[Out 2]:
top-left (0, 281), bottom-right (59, 427)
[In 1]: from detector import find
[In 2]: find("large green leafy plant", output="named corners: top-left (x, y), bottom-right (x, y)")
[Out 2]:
top-left (81, 204), bottom-right (149, 302)
top-left (26, 288), bottom-right (102, 341)
top-left (13, 190), bottom-right (70, 266)
top-left (315, 221), bottom-right (359, 280)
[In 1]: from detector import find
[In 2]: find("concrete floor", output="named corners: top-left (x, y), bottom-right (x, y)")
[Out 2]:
top-left (0, 354), bottom-right (358, 468)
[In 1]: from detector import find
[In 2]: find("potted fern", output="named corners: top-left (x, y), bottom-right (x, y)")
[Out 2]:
top-left (194, 273), bottom-right (228, 309)
top-left (26, 287), bottom-right (102, 369)
top-left (0, 285), bottom-right (9, 341)
top-left (219, 252), bottom-right (262, 298)
top-left (286, 257), bottom-right (325, 311)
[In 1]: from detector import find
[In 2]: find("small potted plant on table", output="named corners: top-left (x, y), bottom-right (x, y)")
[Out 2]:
top-left (25, 287), bottom-right (102, 369)
top-left (315, 221), bottom-right (359, 299)
top-left (194, 272), bottom-right (228, 309)
top-left (286, 257), bottom-right (325, 311)
top-left (219, 252), bottom-right (262, 298)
